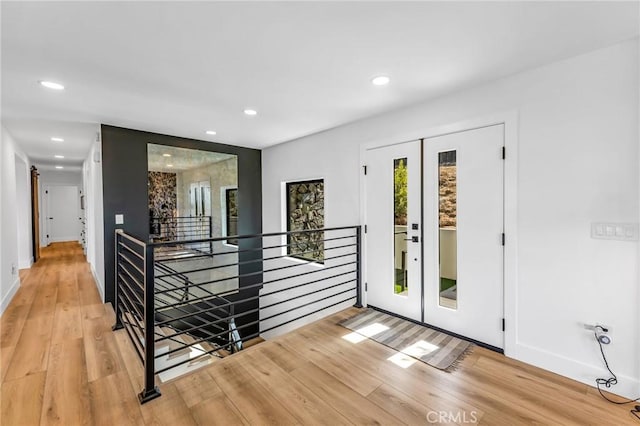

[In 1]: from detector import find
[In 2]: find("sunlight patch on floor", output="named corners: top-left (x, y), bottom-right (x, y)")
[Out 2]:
top-left (342, 322), bottom-right (389, 343)
top-left (387, 340), bottom-right (439, 368)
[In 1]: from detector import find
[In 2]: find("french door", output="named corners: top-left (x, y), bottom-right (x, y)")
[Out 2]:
top-left (365, 125), bottom-right (505, 348)
top-left (365, 140), bottom-right (422, 321)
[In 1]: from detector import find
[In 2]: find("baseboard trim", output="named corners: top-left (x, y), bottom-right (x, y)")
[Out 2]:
top-left (90, 264), bottom-right (105, 302)
top-left (0, 277), bottom-right (21, 315)
top-left (514, 342), bottom-right (640, 400)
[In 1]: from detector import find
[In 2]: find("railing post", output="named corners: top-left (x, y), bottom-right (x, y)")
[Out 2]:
top-left (139, 243), bottom-right (161, 404)
top-left (354, 226), bottom-right (363, 308)
top-left (112, 230), bottom-right (124, 331)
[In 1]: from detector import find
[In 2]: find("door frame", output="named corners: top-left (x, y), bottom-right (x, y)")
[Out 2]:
top-left (41, 183), bottom-right (81, 246)
top-left (359, 110), bottom-right (519, 357)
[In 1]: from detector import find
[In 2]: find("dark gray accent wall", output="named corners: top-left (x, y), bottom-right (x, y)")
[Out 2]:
top-left (101, 125), bottom-right (263, 309)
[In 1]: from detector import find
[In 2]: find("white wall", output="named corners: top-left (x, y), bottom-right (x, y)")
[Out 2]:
top-left (1, 126), bottom-right (30, 314)
top-left (83, 141), bottom-right (105, 301)
top-left (15, 155), bottom-right (32, 268)
top-left (262, 39), bottom-right (639, 397)
top-left (38, 169), bottom-right (83, 247)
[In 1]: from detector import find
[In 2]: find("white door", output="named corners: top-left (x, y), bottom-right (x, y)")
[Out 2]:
top-left (423, 125), bottom-right (504, 348)
top-left (365, 140), bottom-right (422, 321)
top-left (46, 185), bottom-right (80, 244)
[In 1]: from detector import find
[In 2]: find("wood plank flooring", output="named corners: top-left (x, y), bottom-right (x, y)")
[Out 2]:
top-left (1, 242), bottom-right (637, 425)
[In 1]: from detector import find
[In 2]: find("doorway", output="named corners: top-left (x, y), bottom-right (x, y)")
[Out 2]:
top-left (364, 125), bottom-right (505, 349)
top-left (44, 185), bottom-right (80, 244)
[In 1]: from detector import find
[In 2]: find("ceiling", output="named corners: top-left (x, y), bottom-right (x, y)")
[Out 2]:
top-left (2, 2), bottom-right (638, 170)
top-left (148, 143), bottom-right (236, 173)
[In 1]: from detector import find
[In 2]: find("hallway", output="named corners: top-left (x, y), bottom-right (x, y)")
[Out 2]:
top-left (1, 243), bottom-right (637, 425)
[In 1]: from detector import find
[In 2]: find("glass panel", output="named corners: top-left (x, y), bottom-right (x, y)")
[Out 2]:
top-left (394, 158), bottom-right (408, 295)
top-left (287, 180), bottom-right (325, 262)
top-left (438, 151), bottom-right (457, 309)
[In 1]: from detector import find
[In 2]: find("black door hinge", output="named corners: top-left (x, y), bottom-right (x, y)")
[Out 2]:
top-left (45, 190), bottom-right (48, 194)
top-left (363, 165), bottom-right (367, 175)
top-left (501, 233), bottom-right (505, 246)
top-left (365, 282), bottom-right (368, 291)
top-left (364, 225), bottom-right (368, 233)
top-left (502, 318), bottom-right (505, 331)
top-left (502, 146), bottom-right (506, 159)
top-left (46, 234), bottom-right (49, 238)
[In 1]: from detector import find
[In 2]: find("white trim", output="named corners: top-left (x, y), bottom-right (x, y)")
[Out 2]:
top-left (515, 342), bottom-right (640, 400)
top-left (359, 110), bottom-right (519, 357)
top-left (91, 264), bottom-right (105, 302)
top-left (18, 257), bottom-right (33, 270)
top-left (0, 277), bottom-right (20, 315)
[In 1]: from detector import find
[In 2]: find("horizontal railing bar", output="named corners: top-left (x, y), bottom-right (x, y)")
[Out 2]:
top-left (118, 305), bottom-right (144, 356)
top-left (118, 241), bottom-right (144, 261)
top-left (154, 262), bottom-right (232, 306)
top-left (120, 321), bottom-right (144, 363)
top-left (155, 242), bottom-right (357, 280)
top-left (118, 279), bottom-right (144, 319)
top-left (169, 278), bottom-right (357, 336)
top-left (118, 263), bottom-right (144, 291)
top-left (118, 288), bottom-right (144, 329)
top-left (153, 260), bottom-right (357, 315)
top-left (152, 234), bottom-right (355, 265)
top-left (154, 254), bottom-right (356, 295)
top-left (118, 252), bottom-right (145, 279)
top-left (155, 270), bottom-right (356, 327)
top-left (159, 290), bottom-right (356, 358)
top-left (116, 229), bottom-right (146, 247)
top-left (149, 225), bottom-right (359, 247)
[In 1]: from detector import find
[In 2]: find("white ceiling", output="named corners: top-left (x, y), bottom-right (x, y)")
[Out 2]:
top-left (2, 1), bottom-right (638, 169)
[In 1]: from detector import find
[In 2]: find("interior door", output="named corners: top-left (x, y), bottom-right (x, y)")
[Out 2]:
top-left (365, 140), bottom-right (422, 321)
top-left (423, 125), bottom-right (504, 348)
top-left (46, 185), bottom-right (80, 243)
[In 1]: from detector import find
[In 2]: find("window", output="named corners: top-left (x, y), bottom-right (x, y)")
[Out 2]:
top-left (286, 179), bottom-right (324, 262)
top-left (225, 188), bottom-right (238, 246)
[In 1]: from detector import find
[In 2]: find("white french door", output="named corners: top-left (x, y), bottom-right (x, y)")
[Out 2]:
top-left (423, 125), bottom-right (504, 349)
top-left (365, 140), bottom-right (422, 322)
top-left (45, 185), bottom-right (80, 244)
top-left (364, 125), bottom-right (505, 348)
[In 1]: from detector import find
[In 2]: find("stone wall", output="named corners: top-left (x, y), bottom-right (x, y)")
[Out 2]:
top-left (287, 180), bottom-right (324, 262)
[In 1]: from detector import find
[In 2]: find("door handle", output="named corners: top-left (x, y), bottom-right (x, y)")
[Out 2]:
top-left (48, 217), bottom-right (54, 219)
top-left (404, 236), bottom-right (419, 243)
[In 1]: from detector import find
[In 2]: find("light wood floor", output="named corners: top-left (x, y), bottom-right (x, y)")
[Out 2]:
top-left (1, 242), bottom-right (637, 425)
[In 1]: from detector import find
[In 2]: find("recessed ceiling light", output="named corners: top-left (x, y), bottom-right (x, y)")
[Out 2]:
top-left (162, 153), bottom-right (171, 157)
top-left (39, 80), bottom-right (65, 90)
top-left (167, 164), bottom-right (174, 168)
top-left (205, 130), bottom-right (217, 135)
top-left (51, 137), bottom-right (64, 142)
top-left (55, 166), bottom-right (64, 169)
top-left (243, 109), bottom-right (257, 116)
top-left (371, 75), bottom-right (390, 86)
top-left (54, 155), bottom-right (64, 159)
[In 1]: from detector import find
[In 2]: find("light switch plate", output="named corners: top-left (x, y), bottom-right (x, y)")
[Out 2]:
top-left (115, 214), bottom-right (124, 225)
top-left (591, 222), bottom-right (638, 241)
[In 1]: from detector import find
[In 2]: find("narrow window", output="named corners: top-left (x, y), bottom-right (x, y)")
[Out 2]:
top-left (394, 158), bottom-right (408, 295)
top-left (286, 179), bottom-right (324, 262)
top-left (438, 151), bottom-right (457, 309)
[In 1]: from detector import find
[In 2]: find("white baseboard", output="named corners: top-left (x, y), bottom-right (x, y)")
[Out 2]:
top-left (90, 264), bottom-right (105, 302)
top-left (514, 342), bottom-right (640, 400)
top-left (18, 257), bottom-right (33, 269)
top-left (0, 277), bottom-right (21, 315)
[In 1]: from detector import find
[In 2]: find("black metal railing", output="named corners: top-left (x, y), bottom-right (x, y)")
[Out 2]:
top-left (150, 216), bottom-right (213, 252)
top-left (113, 225), bottom-right (362, 404)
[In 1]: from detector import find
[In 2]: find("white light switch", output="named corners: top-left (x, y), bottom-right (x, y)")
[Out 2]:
top-left (591, 222), bottom-right (638, 241)
top-left (115, 214), bottom-right (124, 225)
